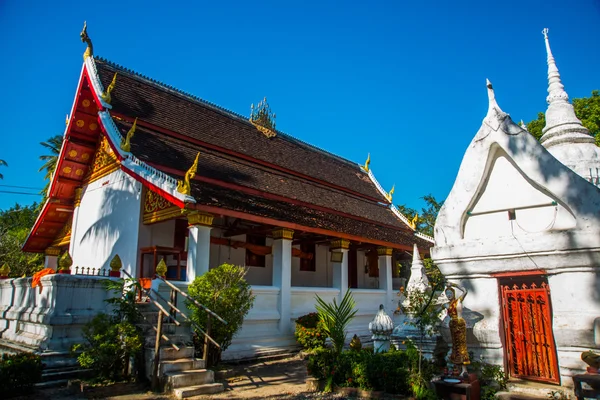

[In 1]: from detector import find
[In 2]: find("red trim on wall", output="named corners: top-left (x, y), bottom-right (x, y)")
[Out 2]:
top-left (190, 203), bottom-right (415, 252)
top-left (491, 270), bottom-right (547, 278)
top-left (110, 112), bottom-right (384, 204)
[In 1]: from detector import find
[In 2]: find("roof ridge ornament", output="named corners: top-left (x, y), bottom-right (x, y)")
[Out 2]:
top-left (408, 213), bottom-right (419, 230)
top-left (364, 153), bottom-right (371, 172)
top-left (250, 97), bottom-right (277, 138)
top-left (80, 21), bottom-right (93, 61)
top-left (120, 117), bottom-right (137, 152)
top-left (177, 152), bottom-right (200, 196)
top-left (482, 79), bottom-right (509, 132)
top-left (385, 184), bottom-right (395, 202)
top-left (101, 73), bottom-right (117, 104)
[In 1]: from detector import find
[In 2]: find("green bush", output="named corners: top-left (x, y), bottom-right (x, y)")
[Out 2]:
top-left (187, 263), bottom-right (255, 367)
top-left (294, 312), bottom-right (326, 350)
top-left (468, 353), bottom-right (508, 400)
top-left (306, 346), bottom-right (413, 395)
top-left (0, 353), bottom-right (43, 397)
top-left (72, 278), bottom-right (143, 381)
top-left (315, 290), bottom-right (357, 355)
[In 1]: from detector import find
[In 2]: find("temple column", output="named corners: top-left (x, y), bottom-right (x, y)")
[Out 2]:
top-left (272, 228), bottom-right (294, 335)
top-left (378, 247), bottom-right (394, 309)
top-left (186, 212), bottom-right (214, 283)
top-left (44, 247), bottom-right (61, 270)
top-left (331, 239), bottom-right (350, 301)
top-left (69, 188), bottom-right (82, 259)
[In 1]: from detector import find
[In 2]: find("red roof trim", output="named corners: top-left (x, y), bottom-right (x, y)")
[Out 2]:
top-left (110, 112), bottom-right (384, 204)
top-left (146, 161), bottom-right (409, 234)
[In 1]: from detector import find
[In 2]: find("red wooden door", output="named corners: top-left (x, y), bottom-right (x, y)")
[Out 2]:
top-left (500, 278), bottom-right (560, 384)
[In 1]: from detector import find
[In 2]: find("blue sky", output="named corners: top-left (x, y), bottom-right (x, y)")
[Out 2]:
top-left (0, 0), bottom-right (598, 211)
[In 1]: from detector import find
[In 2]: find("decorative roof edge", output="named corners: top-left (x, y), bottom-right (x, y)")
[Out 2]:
top-left (93, 56), bottom-right (364, 171)
top-left (415, 231), bottom-right (435, 244)
top-left (390, 204), bottom-right (416, 231)
top-left (364, 168), bottom-right (391, 203)
top-left (86, 57), bottom-right (112, 110)
top-left (98, 111), bottom-right (195, 204)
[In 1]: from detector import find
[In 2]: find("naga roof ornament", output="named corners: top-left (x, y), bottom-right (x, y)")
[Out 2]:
top-left (364, 153), bottom-right (371, 172)
top-left (177, 152), bottom-right (200, 196)
top-left (120, 117), bottom-right (137, 152)
top-left (101, 73), bottom-right (117, 104)
top-left (385, 184), bottom-right (395, 202)
top-left (80, 21), bottom-right (93, 61)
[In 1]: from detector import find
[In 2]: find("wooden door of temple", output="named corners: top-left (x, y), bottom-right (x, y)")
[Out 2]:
top-left (499, 276), bottom-right (560, 384)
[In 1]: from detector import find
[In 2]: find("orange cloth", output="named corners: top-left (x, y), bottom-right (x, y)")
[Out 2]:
top-left (32, 268), bottom-right (55, 288)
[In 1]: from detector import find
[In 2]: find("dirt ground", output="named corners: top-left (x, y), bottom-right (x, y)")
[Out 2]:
top-left (18, 356), bottom-right (348, 400)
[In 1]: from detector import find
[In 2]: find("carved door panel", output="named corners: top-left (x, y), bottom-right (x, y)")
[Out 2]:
top-left (500, 277), bottom-right (560, 384)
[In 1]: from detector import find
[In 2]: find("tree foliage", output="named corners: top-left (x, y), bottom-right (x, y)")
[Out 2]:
top-left (396, 194), bottom-right (443, 237)
top-left (0, 203), bottom-right (43, 277)
top-left (526, 90), bottom-right (600, 145)
top-left (187, 263), bottom-right (255, 366)
top-left (38, 135), bottom-right (63, 201)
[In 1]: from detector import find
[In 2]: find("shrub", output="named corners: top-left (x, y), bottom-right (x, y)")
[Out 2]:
top-left (294, 312), bottom-right (326, 350)
top-left (72, 278), bottom-right (143, 381)
top-left (315, 290), bottom-right (357, 355)
top-left (0, 353), bottom-right (43, 397)
top-left (468, 353), bottom-right (508, 400)
top-left (187, 263), bottom-right (255, 367)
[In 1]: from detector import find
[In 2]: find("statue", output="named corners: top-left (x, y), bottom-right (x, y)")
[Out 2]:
top-left (444, 282), bottom-right (470, 376)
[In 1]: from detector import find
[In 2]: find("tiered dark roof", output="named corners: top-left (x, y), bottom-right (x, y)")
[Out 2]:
top-left (95, 58), bottom-right (431, 250)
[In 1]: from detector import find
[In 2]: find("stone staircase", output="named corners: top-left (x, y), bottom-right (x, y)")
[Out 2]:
top-left (138, 303), bottom-right (224, 399)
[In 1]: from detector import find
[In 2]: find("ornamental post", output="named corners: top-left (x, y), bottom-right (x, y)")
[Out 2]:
top-left (272, 228), bottom-right (294, 334)
top-left (186, 211), bottom-right (214, 283)
top-left (377, 247), bottom-right (394, 310)
top-left (330, 239), bottom-right (350, 301)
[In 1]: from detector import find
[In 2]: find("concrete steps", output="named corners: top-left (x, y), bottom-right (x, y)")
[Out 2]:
top-left (173, 382), bottom-right (224, 398)
top-left (503, 379), bottom-right (570, 399)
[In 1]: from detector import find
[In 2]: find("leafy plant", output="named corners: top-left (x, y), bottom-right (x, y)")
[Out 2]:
top-left (469, 354), bottom-right (508, 400)
top-left (187, 263), bottom-right (255, 367)
top-left (314, 290), bottom-right (357, 355)
top-left (0, 353), bottom-right (42, 397)
top-left (72, 278), bottom-right (143, 381)
top-left (294, 312), bottom-right (326, 350)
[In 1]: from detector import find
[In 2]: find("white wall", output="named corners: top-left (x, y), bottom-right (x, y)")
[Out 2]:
top-left (72, 169), bottom-right (142, 277)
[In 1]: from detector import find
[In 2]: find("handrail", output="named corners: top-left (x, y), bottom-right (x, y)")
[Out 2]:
top-left (139, 311), bottom-right (180, 351)
top-left (155, 275), bottom-right (227, 325)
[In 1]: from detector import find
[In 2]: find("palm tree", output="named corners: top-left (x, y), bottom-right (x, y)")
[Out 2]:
top-left (39, 135), bottom-right (64, 199)
top-left (0, 159), bottom-right (6, 179)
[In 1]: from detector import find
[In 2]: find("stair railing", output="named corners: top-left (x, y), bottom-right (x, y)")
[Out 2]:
top-left (120, 270), bottom-right (226, 391)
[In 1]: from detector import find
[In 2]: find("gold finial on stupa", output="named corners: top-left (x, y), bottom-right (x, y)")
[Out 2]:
top-left (109, 254), bottom-right (122, 272)
top-left (364, 153), bottom-right (371, 172)
top-left (120, 117), bottom-right (137, 152)
top-left (101, 73), bottom-right (117, 104)
top-left (385, 184), bottom-right (395, 202)
top-left (58, 251), bottom-right (73, 271)
top-left (155, 258), bottom-right (167, 277)
top-left (80, 21), bottom-right (93, 61)
top-left (177, 152), bottom-right (200, 195)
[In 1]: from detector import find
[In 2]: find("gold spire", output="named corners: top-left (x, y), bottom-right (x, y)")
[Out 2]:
top-left (364, 153), bottom-right (371, 172)
top-left (120, 117), bottom-right (137, 152)
top-left (80, 21), bottom-right (93, 61)
top-left (408, 213), bottom-right (419, 230)
top-left (109, 254), bottom-right (122, 272)
top-left (385, 184), bottom-right (395, 202)
top-left (155, 258), bottom-right (167, 277)
top-left (101, 73), bottom-right (117, 104)
top-left (177, 152), bottom-right (200, 195)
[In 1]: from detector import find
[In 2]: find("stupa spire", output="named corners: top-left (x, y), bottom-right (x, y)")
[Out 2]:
top-left (539, 28), bottom-right (592, 148)
top-left (406, 243), bottom-right (429, 292)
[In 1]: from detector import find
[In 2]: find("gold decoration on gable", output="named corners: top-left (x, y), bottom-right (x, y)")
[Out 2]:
top-left (408, 213), bottom-right (418, 230)
top-left (176, 152), bottom-right (200, 196)
top-left (84, 136), bottom-right (120, 184)
top-left (80, 21), bottom-right (93, 61)
top-left (385, 184), bottom-right (395, 203)
top-left (50, 216), bottom-right (73, 248)
top-left (364, 153), bottom-right (371, 172)
top-left (143, 189), bottom-right (184, 224)
top-left (101, 73), bottom-right (117, 104)
top-left (120, 117), bottom-right (137, 152)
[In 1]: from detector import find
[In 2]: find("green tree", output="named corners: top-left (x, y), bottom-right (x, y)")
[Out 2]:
top-left (0, 159), bottom-right (7, 180)
top-left (0, 203), bottom-right (44, 277)
top-left (38, 135), bottom-right (63, 199)
top-left (187, 263), bottom-right (255, 366)
top-left (396, 194), bottom-right (443, 237)
top-left (526, 90), bottom-right (600, 144)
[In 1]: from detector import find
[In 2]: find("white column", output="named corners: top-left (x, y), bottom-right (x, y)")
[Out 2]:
top-left (186, 212), bottom-right (214, 283)
top-left (331, 239), bottom-right (350, 301)
top-left (44, 248), bottom-right (61, 270)
top-left (378, 247), bottom-right (394, 310)
top-left (69, 188), bottom-right (83, 259)
top-left (272, 228), bottom-right (294, 335)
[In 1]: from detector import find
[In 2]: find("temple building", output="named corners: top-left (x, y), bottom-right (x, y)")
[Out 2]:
top-left (432, 29), bottom-right (600, 387)
top-left (14, 24), bottom-right (433, 359)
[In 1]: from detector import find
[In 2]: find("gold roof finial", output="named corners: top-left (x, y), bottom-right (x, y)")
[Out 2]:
top-left (364, 153), bottom-right (371, 172)
top-left (120, 117), bottom-right (137, 152)
top-left (155, 258), bottom-right (167, 277)
top-left (249, 97), bottom-right (277, 138)
top-left (408, 213), bottom-right (419, 230)
top-left (177, 152), bottom-right (200, 196)
top-left (66, 114), bottom-right (70, 126)
top-left (101, 73), bottom-right (117, 104)
top-left (80, 21), bottom-right (93, 61)
top-left (385, 184), bottom-right (395, 202)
